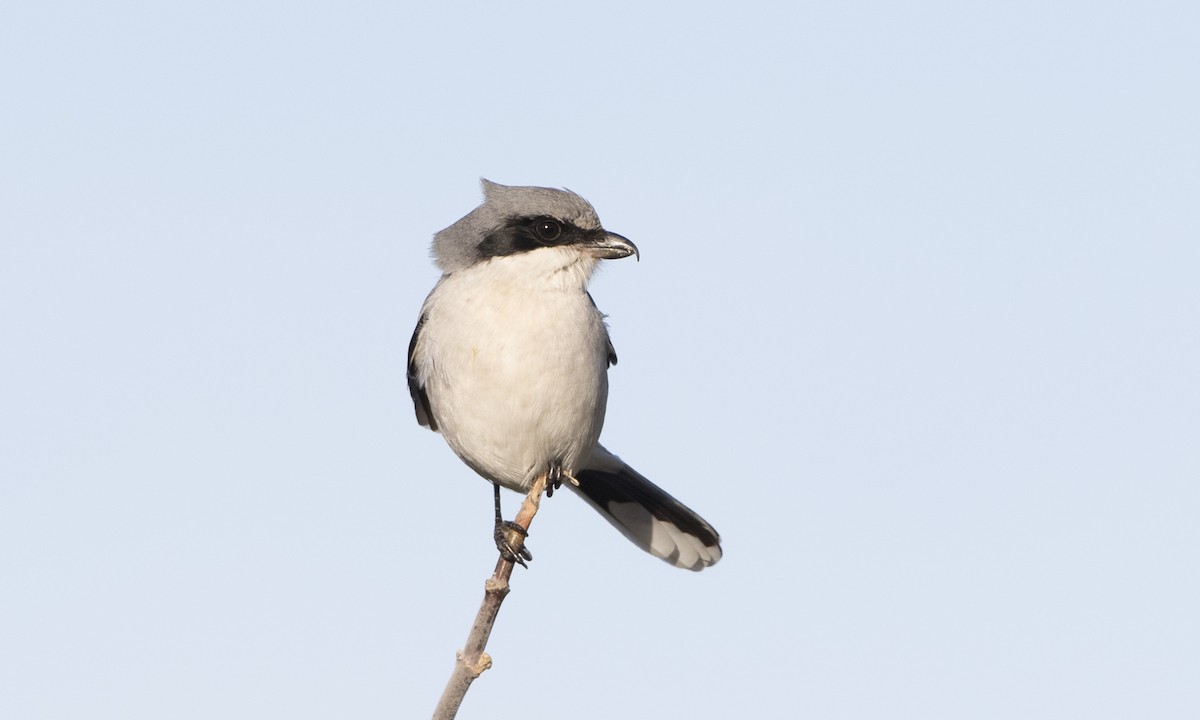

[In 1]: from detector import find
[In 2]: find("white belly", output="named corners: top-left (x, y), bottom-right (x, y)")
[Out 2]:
top-left (418, 260), bottom-right (610, 491)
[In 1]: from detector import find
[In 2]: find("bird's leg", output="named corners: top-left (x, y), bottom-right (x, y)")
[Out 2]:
top-left (492, 481), bottom-right (532, 568)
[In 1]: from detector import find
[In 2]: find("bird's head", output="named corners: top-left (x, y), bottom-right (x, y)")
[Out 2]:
top-left (432, 179), bottom-right (639, 273)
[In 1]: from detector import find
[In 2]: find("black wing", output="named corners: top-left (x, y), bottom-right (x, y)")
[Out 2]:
top-left (587, 291), bottom-right (619, 367)
top-left (407, 313), bottom-right (438, 430)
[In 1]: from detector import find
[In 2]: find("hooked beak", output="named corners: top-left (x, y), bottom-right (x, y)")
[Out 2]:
top-left (584, 231), bottom-right (640, 261)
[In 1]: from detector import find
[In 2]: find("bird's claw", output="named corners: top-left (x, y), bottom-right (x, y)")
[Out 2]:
top-left (546, 465), bottom-right (564, 497)
top-left (544, 466), bottom-right (580, 498)
top-left (494, 520), bottom-right (533, 568)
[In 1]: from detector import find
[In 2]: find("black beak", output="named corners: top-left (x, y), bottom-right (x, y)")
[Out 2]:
top-left (585, 231), bottom-right (639, 261)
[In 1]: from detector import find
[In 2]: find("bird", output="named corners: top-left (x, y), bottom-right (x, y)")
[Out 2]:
top-left (407, 179), bottom-right (721, 571)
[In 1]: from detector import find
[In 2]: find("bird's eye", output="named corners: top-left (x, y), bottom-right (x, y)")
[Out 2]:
top-left (534, 220), bottom-right (562, 242)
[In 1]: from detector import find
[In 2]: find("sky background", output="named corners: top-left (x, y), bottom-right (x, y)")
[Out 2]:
top-left (2, 1), bottom-right (1198, 718)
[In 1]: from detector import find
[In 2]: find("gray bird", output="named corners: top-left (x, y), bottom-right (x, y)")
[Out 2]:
top-left (407, 180), bottom-right (721, 571)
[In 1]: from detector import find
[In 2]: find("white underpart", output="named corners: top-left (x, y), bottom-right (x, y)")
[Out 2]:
top-left (414, 246), bottom-right (610, 492)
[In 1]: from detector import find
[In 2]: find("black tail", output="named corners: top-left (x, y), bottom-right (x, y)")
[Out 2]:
top-left (571, 446), bottom-right (721, 571)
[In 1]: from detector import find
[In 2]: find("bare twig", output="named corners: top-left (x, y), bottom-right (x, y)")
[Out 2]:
top-left (432, 474), bottom-right (548, 720)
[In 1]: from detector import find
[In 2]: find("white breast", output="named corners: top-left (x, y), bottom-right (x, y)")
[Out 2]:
top-left (415, 248), bottom-right (611, 491)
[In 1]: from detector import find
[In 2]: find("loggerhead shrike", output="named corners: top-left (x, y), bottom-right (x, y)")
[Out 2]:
top-left (407, 180), bottom-right (721, 571)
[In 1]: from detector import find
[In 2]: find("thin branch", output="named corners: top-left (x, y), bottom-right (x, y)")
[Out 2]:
top-left (432, 474), bottom-right (548, 720)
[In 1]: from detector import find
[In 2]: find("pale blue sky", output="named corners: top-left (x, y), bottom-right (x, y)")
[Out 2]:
top-left (2, 2), bottom-right (1197, 718)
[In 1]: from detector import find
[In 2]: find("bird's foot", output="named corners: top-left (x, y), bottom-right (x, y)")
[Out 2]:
top-left (494, 520), bottom-right (533, 568)
top-left (545, 465), bottom-right (580, 497)
top-left (544, 465), bottom-right (581, 498)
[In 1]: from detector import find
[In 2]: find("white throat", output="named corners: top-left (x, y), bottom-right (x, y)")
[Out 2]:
top-left (476, 246), bottom-right (599, 293)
